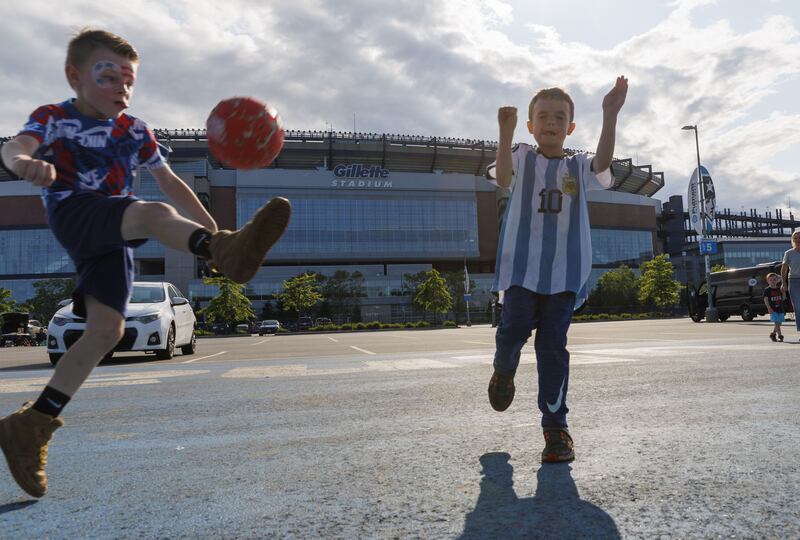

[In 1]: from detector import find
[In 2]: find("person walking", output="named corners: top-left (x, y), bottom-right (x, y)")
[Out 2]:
top-left (780, 230), bottom-right (800, 339)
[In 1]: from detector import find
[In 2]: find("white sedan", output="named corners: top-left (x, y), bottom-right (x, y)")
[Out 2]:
top-left (46, 282), bottom-right (197, 365)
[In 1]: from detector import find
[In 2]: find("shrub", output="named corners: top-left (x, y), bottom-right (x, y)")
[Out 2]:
top-left (415, 321), bottom-right (430, 328)
top-left (404, 322), bottom-right (416, 328)
top-left (366, 321), bottom-right (381, 329)
top-left (320, 324), bottom-right (339, 331)
top-left (355, 322), bottom-right (367, 330)
top-left (340, 323), bottom-right (353, 330)
top-left (443, 320), bottom-right (457, 327)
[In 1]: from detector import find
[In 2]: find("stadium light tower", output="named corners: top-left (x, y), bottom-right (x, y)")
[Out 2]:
top-left (682, 124), bottom-right (718, 322)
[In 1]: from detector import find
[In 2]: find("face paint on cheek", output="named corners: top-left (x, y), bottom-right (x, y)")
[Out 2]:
top-left (91, 60), bottom-right (136, 88)
top-left (92, 60), bottom-right (120, 88)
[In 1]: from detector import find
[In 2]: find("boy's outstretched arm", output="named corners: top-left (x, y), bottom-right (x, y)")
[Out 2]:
top-left (0, 135), bottom-right (56, 186)
top-left (593, 76), bottom-right (628, 175)
top-left (151, 165), bottom-right (218, 233)
top-left (495, 106), bottom-right (517, 188)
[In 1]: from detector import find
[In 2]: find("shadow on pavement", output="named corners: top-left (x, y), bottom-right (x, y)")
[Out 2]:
top-left (0, 363), bottom-right (53, 373)
top-left (459, 452), bottom-right (620, 539)
top-left (99, 354), bottom-right (163, 366)
top-left (0, 354), bottom-right (162, 373)
top-left (0, 500), bottom-right (37, 514)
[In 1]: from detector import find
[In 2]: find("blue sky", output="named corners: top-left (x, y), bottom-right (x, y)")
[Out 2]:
top-left (0, 0), bottom-right (798, 214)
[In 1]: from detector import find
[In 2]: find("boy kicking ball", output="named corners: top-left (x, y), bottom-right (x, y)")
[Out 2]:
top-left (0, 28), bottom-right (290, 498)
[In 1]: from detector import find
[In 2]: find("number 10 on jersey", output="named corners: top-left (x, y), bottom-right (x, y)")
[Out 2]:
top-left (538, 189), bottom-right (563, 214)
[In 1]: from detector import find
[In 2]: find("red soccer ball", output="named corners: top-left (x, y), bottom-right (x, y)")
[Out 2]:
top-left (206, 97), bottom-right (285, 169)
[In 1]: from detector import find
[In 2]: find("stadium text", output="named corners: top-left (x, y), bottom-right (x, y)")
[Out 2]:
top-left (330, 179), bottom-right (393, 189)
top-left (333, 164), bottom-right (390, 179)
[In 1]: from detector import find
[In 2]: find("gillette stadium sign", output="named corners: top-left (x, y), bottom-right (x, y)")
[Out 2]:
top-left (331, 164), bottom-right (392, 188)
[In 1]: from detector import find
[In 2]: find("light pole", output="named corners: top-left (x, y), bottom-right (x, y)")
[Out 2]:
top-left (681, 250), bottom-right (687, 285)
top-left (682, 124), bottom-right (718, 322)
top-left (464, 238), bottom-right (475, 327)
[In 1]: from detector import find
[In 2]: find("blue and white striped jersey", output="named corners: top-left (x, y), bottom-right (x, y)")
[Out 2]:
top-left (487, 143), bottom-right (614, 305)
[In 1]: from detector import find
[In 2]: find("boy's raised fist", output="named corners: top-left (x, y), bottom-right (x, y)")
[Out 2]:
top-left (498, 106), bottom-right (517, 133)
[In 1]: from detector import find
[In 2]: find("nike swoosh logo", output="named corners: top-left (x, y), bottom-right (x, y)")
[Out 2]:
top-left (546, 378), bottom-right (566, 413)
top-left (46, 398), bottom-right (62, 408)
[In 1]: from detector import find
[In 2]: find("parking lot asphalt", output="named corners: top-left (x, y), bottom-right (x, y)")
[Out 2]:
top-left (1, 318), bottom-right (799, 538)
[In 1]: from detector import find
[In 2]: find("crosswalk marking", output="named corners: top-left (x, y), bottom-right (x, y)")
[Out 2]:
top-left (222, 365), bottom-right (310, 378)
top-left (222, 358), bottom-right (456, 379)
top-left (0, 369), bottom-right (210, 394)
top-left (364, 359), bottom-right (457, 371)
top-left (0, 340), bottom-right (766, 392)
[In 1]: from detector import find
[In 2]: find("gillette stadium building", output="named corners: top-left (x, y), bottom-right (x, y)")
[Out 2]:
top-left (0, 129), bottom-right (663, 322)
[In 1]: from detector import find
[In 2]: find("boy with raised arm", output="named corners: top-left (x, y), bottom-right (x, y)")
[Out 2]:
top-left (486, 77), bottom-right (628, 463)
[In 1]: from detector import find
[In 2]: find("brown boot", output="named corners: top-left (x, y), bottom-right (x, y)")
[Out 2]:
top-left (541, 427), bottom-right (575, 463)
top-left (0, 402), bottom-right (64, 498)
top-left (209, 197), bottom-right (291, 283)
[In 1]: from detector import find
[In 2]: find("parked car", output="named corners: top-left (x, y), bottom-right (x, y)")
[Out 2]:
top-left (258, 320), bottom-right (281, 335)
top-left (236, 323), bottom-right (252, 334)
top-left (297, 316), bottom-right (313, 331)
top-left (46, 282), bottom-right (197, 365)
top-left (1, 312), bottom-right (36, 346)
top-left (282, 320), bottom-right (297, 332)
top-left (209, 322), bottom-right (229, 334)
top-left (27, 319), bottom-right (44, 336)
top-left (314, 317), bottom-right (333, 327)
top-left (688, 261), bottom-right (788, 322)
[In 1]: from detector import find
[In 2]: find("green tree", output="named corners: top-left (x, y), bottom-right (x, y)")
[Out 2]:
top-left (401, 271), bottom-right (428, 296)
top-left (588, 265), bottom-right (639, 312)
top-left (277, 273), bottom-right (322, 320)
top-left (202, 276), bottom-right (255, 330)
top-left (319, 270), bottom-right (365, 320)
top-left (638, 254), bottom-right (681, 309)
top-left (710, 264), bottom-right (727, 273)
top-left (0, 288), bottom-right (18, 314)
top-left (413, 269), bottom-right (453, 322)
top-left (25, 277), bottom-right (76, 322)
top-left (193, 300), bottom-right (205, 322)
top-left (260, 301), bottom-right (276, 321)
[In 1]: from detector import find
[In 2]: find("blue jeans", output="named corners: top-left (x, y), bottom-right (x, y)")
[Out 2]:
top-left (789, 278), bottom-right (800, 331)
top-left (493, 286), bottom-right (576, 428)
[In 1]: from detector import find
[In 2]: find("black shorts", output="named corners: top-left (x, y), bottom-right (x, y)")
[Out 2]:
top-left (48, 193), bottom-right (147, 318)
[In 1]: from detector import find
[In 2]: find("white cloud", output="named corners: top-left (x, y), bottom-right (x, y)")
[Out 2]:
top-left (0, 0), bottom-right (798, 213)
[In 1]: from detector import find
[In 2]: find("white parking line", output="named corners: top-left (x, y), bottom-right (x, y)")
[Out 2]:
top-left (464, 341), bottom-right (494, 345)
top-left (350, 346), bottom-right (376, 355)
top-left (249, 339), bottom-right (269, 346)
top-left (181, 351), bottom-right (227, 364)
top-left (327, 336), bottom-right (339, 342)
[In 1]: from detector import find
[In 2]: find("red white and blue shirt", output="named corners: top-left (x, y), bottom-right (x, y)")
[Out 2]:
top-left (487, 143), bottom-right (614, 305)
top-left (18, 99), bottom-right (166, 211)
